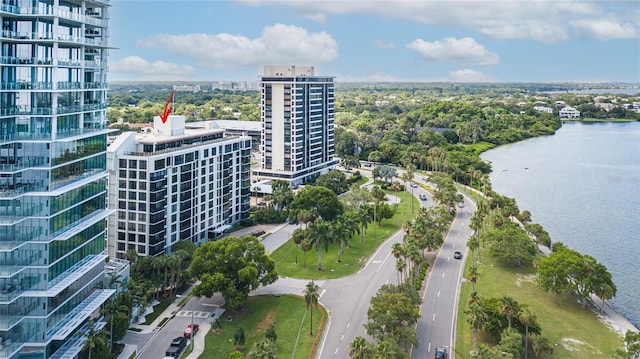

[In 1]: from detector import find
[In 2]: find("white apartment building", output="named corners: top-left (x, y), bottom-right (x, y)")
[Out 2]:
top-left (0, 1), bottom-right (122, 358)
top-left (106, 116), bottom-right (251, 259)
top-left (559, 106), bottom-right (581, 118)
top-left (253, 65), bottom-right (338, 186)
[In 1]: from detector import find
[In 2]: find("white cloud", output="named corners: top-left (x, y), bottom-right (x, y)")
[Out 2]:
top-left (109, 56), bottom-right (196, 80)
top-left (570, 20), bottom-right (638, 40)
top-left (237, 0), bottom-right (640, 42)
top-left (375, 39), bottom-right (395, 49)
top-left (406, 37), bottom-right (499, 66)
top-left (448, 69), bottom-right (496, 82)
top-left (136, 24), bottom-right (338, 70)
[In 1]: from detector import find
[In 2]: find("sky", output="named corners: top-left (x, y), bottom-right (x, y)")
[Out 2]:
top-left (108, 0), bottom-right (640, 83)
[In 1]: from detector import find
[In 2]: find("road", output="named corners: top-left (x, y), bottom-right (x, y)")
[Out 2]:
top-left (411, 194), bottom-right (475, 359)
top-left (315, 184), bottom-right (436, 359)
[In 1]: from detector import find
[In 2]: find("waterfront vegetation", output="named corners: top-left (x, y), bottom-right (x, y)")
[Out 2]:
top-left (456, 244), bottom-right (623, 358)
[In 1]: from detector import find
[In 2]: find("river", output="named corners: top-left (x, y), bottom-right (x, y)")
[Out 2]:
top-left (481, 121), bottom-right (640, 328)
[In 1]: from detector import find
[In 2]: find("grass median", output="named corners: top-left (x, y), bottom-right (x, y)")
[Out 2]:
top-left (269, 189), bottom-right (418, 280)
top-left (200, 295), bottom-right (325, 359)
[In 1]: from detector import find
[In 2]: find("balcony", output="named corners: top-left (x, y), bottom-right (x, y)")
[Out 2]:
top-left (48, 320), bottom-right (106, 359)
top-left (47, 288), bottom-right (115, 340)
top-left (23, 254), bottom-right (108, 298)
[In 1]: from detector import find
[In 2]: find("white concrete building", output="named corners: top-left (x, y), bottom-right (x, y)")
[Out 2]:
top-left (252, 65), bottom-right (338, 186)
top-left (106, 117), bottom-right (251, 259)
top-left (559, 106), bottom-right (581, 118)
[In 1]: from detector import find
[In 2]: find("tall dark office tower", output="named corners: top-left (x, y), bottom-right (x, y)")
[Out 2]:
top-left (253, 65), bottom-right (338, 186)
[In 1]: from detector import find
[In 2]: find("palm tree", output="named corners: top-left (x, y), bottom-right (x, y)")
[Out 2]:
top-left (371, 185), bottom-right (385, 240)
top-left (349, 336), bottom-right (372, 359)
top-left (357, 205), bottom-right (372, 243)
top-left (291, 227), bottom-right (306, 265)
top-left (251, 339), bottom-right (277, 359)
top-left (341, 211), bottom-right (361, 248)
top-left (329, 220), bottom-right (350, 263)
top-left (465, 302), bottom-right (487, 351)
top-left (467, 235), bottom-right (480, 262)
top-left (390, 181), bottom-right (402, 222)
top-left (467, 264), bottom-right (479, 292)
top-left (395, 257), bottom-right (406, 284)
top-left (471, 344), bottom-right (494, 359)
top-left (307, 218), bottom-right (332, 270)
top-left (304, 280), bottom-right (320, 335)
top-left (498, 296), bottom-right (519, 328)
top-left (518, 306), bottom-right (537, 359)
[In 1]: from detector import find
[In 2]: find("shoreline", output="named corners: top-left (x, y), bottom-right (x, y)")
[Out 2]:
top-left (479, 122), bottom-right (640, 334)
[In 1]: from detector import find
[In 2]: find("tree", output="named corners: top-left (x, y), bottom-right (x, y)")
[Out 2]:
top-left (290, 185), bottom-right (344, 222)
top-left (371, 185), bottom-right (386, 240)
top-left (531, 336), bottom-right (554, 358)
top-left (291, 227), bottom-right (306, 265)
top-left (80, 321), bottom-right (109, 359)
top-left (467, 264), bottom-right (479, 292)
top-left (390, 181), bottom-right (403, 222)
top-left (329, 219), bottom-right (350, 263)
top-left (498, 296), bottom-right (520, 328)
top-left (315, 169), bottom-right (350, 195)
top-left (497, 327), bottom-right (523, 359)
top-left (518, 306), bottom-right (537, 359)
top-left (251, 339), bottom-right (277, 359)
top-left (265, 323), bottom-right (278, 343)
top-left (365, 290), bottom-right (420, 349)
top-left (307, 218), bottom-right (332, 270)
top-left (304, 280), bottom-right (320, 335)
top-left (538, 244), bottom-right (616, 307)
top-left (349, 336), bottom-right (373, 359)
top-left (488, 225), bottom-right (537, 267)
top-left (465, 302), bottom-right (487, 351)
top-left (233, 327), bottom-right (246, 345)
top-left (191, 236), bottom-right (278, 309)
top-left (624, 330), bottom-right (640, 359)
top-left (229, 351), bottom-right (244, 359)
top-left (378, 164), bottom-right (397, 183)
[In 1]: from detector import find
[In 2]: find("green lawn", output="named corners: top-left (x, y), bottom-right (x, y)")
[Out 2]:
top-left (200, 295), bottom-right (325, 359)
top-left (269, 189), bottom-right (418, 280)
top-left (455, 247), bottom-right (624, 358)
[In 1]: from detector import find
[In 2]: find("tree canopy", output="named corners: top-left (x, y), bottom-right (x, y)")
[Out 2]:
top-left (190, 235), bottom-right (278, 309)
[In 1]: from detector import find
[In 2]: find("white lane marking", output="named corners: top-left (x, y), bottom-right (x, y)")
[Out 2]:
top-left (377, 251), bottom-right (392, 273)
top-left (442, 271), bottom-right (446, 278)
top-left (432, 314), bottom-right (436, 321)
top-left (317, 319), bottom-right (331, 359)
top-left (335, 348), bottom-right (339, 354)
top-left (340, 335), bottom-right (344, 341)
top-left (447, 257), bottom-right (450, 262)
top-left (452, 243), bottom-right (456, 248)
top-left (437, 291), bottom-right (441, 298)
top-left (319, 289), bottom-right (326, 298)
top-left (346, 322), bottom-right (350, 329)
top-left (428, 342), bottom-right (431, 352)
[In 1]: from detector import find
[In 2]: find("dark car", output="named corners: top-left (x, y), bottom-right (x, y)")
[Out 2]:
top-left (419, 194), bottom-right (427, 201)
top-left (165, 337), bottom-right (187, 357)
top-left (454, 251), bottom-right (463, 260)
top-left (435, 346), bottom-right (448, 359)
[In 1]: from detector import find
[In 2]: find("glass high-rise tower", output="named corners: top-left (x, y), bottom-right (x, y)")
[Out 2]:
top-left (0, 1), bottom-right (115, 358)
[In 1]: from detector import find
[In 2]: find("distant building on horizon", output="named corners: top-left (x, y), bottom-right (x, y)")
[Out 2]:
top-left (559, 106), bottom-right (581, 118)
top-left (106, 117), bottom-right (251, 259)
top-left (252, 65), bottom-right (338, 186)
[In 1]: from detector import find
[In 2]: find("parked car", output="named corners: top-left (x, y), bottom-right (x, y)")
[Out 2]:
top-left (435, 346), bottom-right (448, 359)
top-left (454, 251), bottom-right (463, 260)
top-left (165, 336), bottom-right (187, 357)
top-left (184, 323), bottom-right (200, 338)
top-left (411, 182), bottom-right (418, 188)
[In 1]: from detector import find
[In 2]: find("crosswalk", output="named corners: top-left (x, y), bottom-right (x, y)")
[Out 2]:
top-left (175, 310), bottom-right (211, 318)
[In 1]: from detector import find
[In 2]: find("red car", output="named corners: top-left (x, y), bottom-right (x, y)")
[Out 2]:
top-left (183, 323), bottom-right (199, 338)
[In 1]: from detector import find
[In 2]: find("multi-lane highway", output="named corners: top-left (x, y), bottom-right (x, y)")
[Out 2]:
top-left (412, 195), bottom-right (475, 359)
